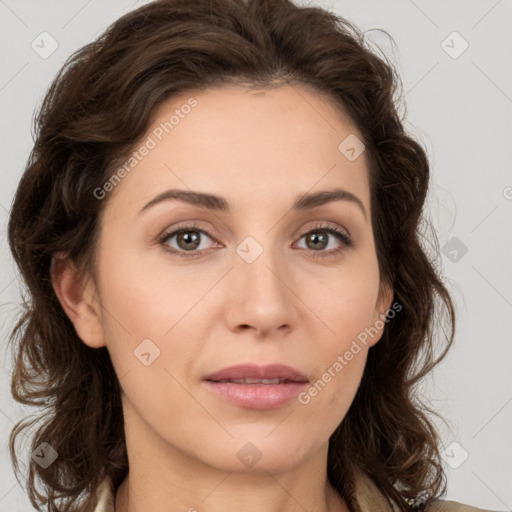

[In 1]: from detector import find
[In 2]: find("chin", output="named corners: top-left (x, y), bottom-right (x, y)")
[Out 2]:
top-left (195, 435), bottom-right (314, 474)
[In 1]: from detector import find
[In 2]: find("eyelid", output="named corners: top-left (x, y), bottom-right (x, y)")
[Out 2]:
top-left (299, 221), bottom-right (351, 241)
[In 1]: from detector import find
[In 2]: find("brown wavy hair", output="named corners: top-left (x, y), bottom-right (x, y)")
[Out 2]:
top-left (7, 0), bottom-right (455, 510)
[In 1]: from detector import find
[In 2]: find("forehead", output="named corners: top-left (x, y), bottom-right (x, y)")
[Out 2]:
top-left (104, 83), bottom-right (370, 216)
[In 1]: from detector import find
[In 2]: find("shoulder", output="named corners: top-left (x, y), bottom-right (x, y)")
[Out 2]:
top-left (352, 469), bottom-right (500, 512)
top-left (92, 474), bottom-right (115, 512)
top-left (426, 498), bottom-right (501, 512)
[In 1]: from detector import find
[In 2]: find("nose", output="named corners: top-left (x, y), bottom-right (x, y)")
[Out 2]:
top-left (225, 244), bottom-right (298, 338)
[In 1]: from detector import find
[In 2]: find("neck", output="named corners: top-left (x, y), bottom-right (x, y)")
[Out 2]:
top-left (115, 471), bottom-right (348, 512)
top-left (114, 399), bottom-right (350, 512)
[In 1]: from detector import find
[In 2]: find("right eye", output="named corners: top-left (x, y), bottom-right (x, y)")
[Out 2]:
top-left (158, 224), bottom-right (221, 258)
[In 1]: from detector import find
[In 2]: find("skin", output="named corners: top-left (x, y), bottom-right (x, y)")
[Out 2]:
top-left (51, 83), bottom-right (393, 512)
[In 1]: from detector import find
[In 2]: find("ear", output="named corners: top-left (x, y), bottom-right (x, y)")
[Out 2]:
top-left (368, 281), bottom-right (395, 348)
top-left (50, 253), bottom-right (106, 348)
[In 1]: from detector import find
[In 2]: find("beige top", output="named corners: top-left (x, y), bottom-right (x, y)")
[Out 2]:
top-left (92, 471), bottom-right (497, 512)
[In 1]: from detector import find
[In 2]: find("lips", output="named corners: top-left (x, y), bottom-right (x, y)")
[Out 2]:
top-left (203, 363), bottom-right (309, 409)
top-left (204, 363), bottom-right (309, 384)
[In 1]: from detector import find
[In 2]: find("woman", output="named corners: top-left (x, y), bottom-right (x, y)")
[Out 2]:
top-left (7, 0), bottom-right (497, 510)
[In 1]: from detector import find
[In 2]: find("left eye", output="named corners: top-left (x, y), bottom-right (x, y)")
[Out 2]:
top-left (296, 227), bottom-right (349, 252)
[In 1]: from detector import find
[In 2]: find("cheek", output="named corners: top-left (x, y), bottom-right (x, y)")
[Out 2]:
top-left (95, 244), bottom-right (211, 386)
top-left (97, 254), bottom-right (208, 427)
top-left (297, 257), bottom-right (380, 406)
top-left (97, 241), bottom-right (211, 337)
top-left (307, 258), bottom-right (381, 347)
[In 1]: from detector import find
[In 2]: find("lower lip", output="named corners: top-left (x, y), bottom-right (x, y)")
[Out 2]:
top-left (203, 381), bottom-right (308, 409)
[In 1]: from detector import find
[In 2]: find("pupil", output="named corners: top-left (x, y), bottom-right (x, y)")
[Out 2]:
top-left (308, 232), bottom-right (327, 250)
top-left (178, 231), bottom-right (200, 250)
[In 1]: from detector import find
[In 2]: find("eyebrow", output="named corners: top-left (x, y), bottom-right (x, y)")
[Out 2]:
top-left (139, 187), bottom-right (367, 220)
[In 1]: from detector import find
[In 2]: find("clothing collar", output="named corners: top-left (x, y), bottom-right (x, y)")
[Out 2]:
top-left (92, 469), bottom-right (395, 512)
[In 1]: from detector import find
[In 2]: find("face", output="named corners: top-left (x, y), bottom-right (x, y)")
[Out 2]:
top-left (59, 84), bottom-right (392, 476)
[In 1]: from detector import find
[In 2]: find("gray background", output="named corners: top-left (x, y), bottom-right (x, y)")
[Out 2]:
top-left (1, 0), bottom-right (511, 510)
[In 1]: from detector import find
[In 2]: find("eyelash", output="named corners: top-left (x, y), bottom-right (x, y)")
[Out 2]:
top-left (157, 222), bottom-right (353, 260)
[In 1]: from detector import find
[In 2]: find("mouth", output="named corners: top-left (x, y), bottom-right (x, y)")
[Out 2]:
top-left (203, 363), bottom-right (309, 409)
top-left (208, 378), bottom-right (302, 384)
top-left (204, 363), bottom-right (309, 383)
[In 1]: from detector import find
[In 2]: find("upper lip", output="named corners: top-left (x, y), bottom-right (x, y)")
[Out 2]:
top-left (204, 364), bottom-right (309, 383)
